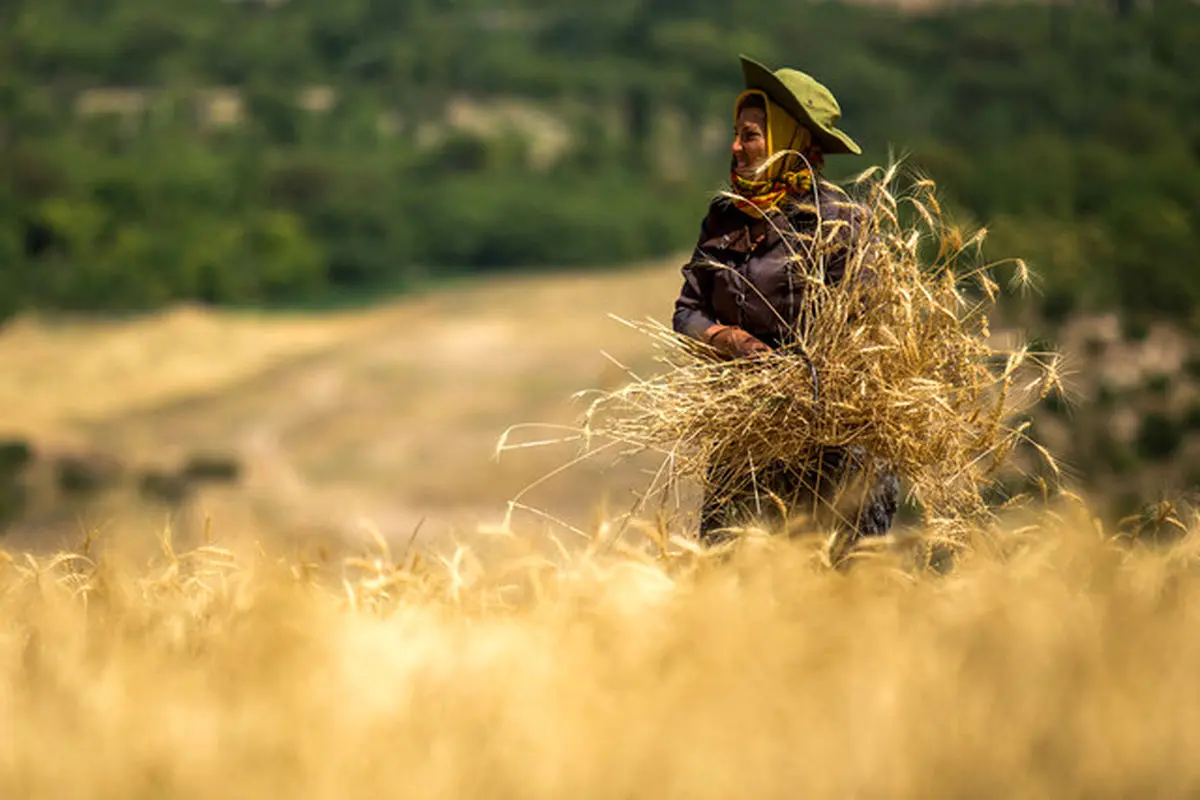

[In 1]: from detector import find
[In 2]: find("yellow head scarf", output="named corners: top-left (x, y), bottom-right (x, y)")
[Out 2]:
top-left (730, 89), bottom-right (818, 218)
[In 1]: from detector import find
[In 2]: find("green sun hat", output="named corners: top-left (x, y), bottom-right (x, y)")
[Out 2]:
top-left (739, 54), bottom-right (862, 156)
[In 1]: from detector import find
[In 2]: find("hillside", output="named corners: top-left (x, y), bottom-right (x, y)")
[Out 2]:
top-left (4, 1), bottom-right (1198, 322)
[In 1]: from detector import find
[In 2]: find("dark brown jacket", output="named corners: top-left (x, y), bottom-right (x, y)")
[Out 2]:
top-left (673, 180), bottom-right (869, 349)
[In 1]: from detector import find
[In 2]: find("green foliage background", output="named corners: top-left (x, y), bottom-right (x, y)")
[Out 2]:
top-left (1, 0), bottom-right (1197, 319)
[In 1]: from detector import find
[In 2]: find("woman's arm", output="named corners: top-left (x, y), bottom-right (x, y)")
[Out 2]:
top-left (672, 213), bottom-right (721, 341)
top-left (673, 205), bottom-right (773, 359)
top-left (673, 253), bottom-right (719, 342)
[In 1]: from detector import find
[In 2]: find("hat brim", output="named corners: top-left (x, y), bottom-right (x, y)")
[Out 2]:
top-left (739, 55), bottom-right (862, 156)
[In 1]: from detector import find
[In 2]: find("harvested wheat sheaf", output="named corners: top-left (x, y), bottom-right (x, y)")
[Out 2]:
top-left (522, 165), bottom-right (1062, 549)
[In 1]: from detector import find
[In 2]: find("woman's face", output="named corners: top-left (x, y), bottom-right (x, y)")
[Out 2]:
top-left (732, 106), bottom-right (768, 177)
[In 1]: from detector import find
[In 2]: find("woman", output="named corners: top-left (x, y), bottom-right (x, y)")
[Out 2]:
top-left (673, 55), bottom-right (900, 545)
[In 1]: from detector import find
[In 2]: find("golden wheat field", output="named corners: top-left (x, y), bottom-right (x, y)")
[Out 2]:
top-left (2, 505), bottom-right (1200, 799)
top-left (3, 239), bottom-right (1199, 797)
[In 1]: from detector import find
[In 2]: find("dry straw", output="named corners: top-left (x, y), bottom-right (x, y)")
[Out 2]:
top-left (501, 162), bottom-right (1062, 554)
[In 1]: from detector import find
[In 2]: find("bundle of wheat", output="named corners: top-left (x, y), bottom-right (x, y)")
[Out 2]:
top-left (507, 165), bottom-right (1062, 553)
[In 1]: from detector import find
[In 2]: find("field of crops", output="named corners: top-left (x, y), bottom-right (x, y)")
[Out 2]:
top-left (2, 202), bottom-right (1197, 796)
top-left (2, 503), bottom-right (1199, 798)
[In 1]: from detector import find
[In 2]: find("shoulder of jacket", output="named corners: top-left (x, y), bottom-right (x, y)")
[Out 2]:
top-left (701, 194), bottom-right (752, 231)
top-left (819, 179), bottom-right (850, 198)
top-left (817, 180), bottom-right (853, 209)
top-left (704, 194), bottom-right (738, 219)
top-left (818, 180), bottom-right (872, 222)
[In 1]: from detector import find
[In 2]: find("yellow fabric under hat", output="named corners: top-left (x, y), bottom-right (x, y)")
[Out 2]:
top-left (730, 89), bottom-right (818, 218)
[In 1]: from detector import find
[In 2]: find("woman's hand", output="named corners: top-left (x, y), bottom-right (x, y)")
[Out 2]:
top-left (703, 324), bottom-right (773, 360)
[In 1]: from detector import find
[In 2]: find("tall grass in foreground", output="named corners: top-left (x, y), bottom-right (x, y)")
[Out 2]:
top-left (2, 507), bottom-right (1200, 798)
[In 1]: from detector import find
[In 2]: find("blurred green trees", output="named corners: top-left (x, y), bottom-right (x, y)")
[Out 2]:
top-left (0, 0), bottom-right (1196, 316)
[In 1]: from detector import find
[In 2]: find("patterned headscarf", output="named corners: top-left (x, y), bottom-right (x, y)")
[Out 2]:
top-left (730, 89), bottom-right (825, 218)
